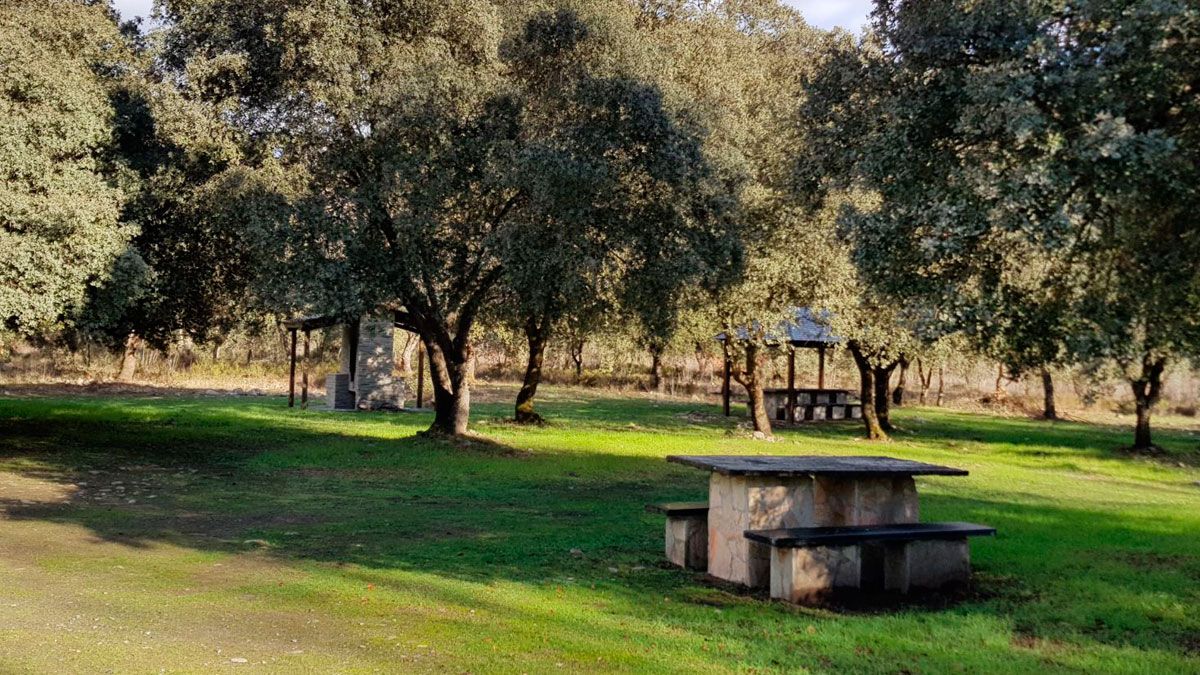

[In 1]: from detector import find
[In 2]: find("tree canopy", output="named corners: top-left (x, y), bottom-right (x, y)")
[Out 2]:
top-left (798, 0), bottom-right (1200, 448)
top-left (0, 0), bottom-right (133, 338)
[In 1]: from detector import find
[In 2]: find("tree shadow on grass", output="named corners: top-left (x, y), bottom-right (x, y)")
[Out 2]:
top-left (0, 394), bottom-right (1198, 668)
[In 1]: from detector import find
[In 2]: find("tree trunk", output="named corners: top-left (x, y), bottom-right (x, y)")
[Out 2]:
top-left (117, 334), bottom-right (140, 381)
top-left (649, 344), bottom-right (665, 393)
top-left (916, 358), bottom-right (933, 405)
top-left (892, 357), bottom-right (909, 406)
top-left (993, 363), bottom-right (1006, 399)
top-left (399, 332), bottom-right (419, 377)
top-left (515, 316), bottom-right (550, 424)
top-left (732, 343), bottom-right (772, 438)
top-left (849, 342), bottom-right (888, 441)
top-left (425, 337), bottom-right (472, 436)
top-left (1040, 367), bottom-right (1058, 420)
top-left (936, 367), bottom-right (945, 406)
top-left (1130, 357), bottom-right (1166, 451)
top-left (570, 338), bottom-right (584, 382)
top-left (873, 363), bottom-right (897, 431)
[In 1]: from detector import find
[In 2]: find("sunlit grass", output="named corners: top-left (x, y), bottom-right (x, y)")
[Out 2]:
top-left (0, 388), bottom-right (1197, 672)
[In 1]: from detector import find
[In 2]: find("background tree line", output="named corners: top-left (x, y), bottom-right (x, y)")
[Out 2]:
top-left (2, 0), bottom-right (1196, 450)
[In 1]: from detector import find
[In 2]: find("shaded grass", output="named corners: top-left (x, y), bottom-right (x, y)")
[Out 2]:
top-left (0, 388), bottom-right (1198, 672)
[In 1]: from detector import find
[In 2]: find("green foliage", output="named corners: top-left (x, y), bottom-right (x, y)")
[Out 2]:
top-left (0, 0), bottom-right (134, 337)
top-left (800, 0), bottom-right (1200, 443)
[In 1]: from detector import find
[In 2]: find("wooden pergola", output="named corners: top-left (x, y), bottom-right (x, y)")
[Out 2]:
top-left (719, 308), bottom-right (842, 419)
top-left (282, 315), bottom-right (341, 409)
top-left (282, 313), bottom-right (428, 410)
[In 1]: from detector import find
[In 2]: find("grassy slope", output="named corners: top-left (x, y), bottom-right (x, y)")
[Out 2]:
top-left (0, 388), bottom-right (1197, 673)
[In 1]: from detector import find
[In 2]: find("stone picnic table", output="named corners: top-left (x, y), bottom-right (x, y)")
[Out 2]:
top-left (665, 455), bottom-right (969, 588)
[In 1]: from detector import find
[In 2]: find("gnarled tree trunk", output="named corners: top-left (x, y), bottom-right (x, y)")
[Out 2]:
top-left (873, 362), bottom-right (898, 431)
top-left (117, 333), bottom-right (141, 381)
top-left (399, 332), bottom-right (419, 377)
top-left (916, 358), bottom-right (933, 405)
top-left (1130, 357), bottom-right (1166, 451)
top-left (892, 356), bottom-right (909, 406)
top-left (515, 315), bottom-right (551, 424)
top-left (849, 341), bottom-right (888, 441)
top-left (730, 342), bottom-right (772, 438)
top-left (424, 337), bottom-right (472, 436)
top-left (649, 343), bottom-right (666, 393)
top-left (569, 338), bottom-right (584, 382)
top-left (1040, 367), bottom-right (1058, 420)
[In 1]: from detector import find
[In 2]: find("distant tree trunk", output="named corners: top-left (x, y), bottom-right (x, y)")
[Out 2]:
top-left (936, 367), bottom-right (945, 407)
top-left (993, 363), bottom-right (1007, 399)
top-left (399, 332), bottom-right (419, 377)
top-left (892, 356), bottom-right (909, 406)
top-left (1040, 367), bottom-right (1058, 420)
top-left (873, 362), bottom-right (898, 431)
top-left (1130, 357), bottom-right (1166, 451)
top-left (917, 358), bottom-right (933, 405)
top-left (649, 343), bottom-right (666, 393)
top-left (731, 342), bottom-right (772, 438)
top-left (849, 341), bottom-right (888, 441)
top-left (245, 347), bottom-right (253, 366)
top-left (515, 314), bottom-right (551, 424)
top-left (569, 338), bottom-right (584, 382)
top-left (117, 334), bottom-right (141, 381)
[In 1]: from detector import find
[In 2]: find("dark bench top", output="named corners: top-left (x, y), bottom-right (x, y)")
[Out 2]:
top-left (744, 522), bottom-right (996, 547)
top-left (667, 455), bottom-right (969, 477)
top-left (645, 502), bottom-right (709, 517)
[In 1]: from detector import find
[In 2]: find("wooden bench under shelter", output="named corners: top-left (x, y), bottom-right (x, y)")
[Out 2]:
top-left (744, 522), bottom-right (996, 602)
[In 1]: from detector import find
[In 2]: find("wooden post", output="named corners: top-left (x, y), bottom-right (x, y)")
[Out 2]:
top-left (722, 357), bottom-right (732, 416)
top-left (301, 329), bottom-right (310, 410)
top-left (416, 345), bottom-right (425, 409)
top-left (288, 328), bottom-right (297, 408)
top-left (786, 347), bottom-right (796, 422)
top-left (818, 345), bottom-right (826, 389)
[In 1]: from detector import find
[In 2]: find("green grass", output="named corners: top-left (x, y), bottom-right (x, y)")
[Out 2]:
top-left (0, 387), bottom-right (1198, 673)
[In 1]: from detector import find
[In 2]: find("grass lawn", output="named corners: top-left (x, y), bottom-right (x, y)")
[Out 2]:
top-left (0, 386), bottom-right (1198, 673)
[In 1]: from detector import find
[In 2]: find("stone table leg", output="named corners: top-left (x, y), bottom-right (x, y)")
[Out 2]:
top-left (707, 473), bottom-right (814, 588)
top-left (770, 545), bottom-right (861, 603)
top-left (887, 538), bottom-right (971, 593)
top-left (814, 475), bottom-right (920, 592)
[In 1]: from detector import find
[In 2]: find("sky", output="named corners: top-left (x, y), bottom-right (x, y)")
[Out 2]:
top-left (111, 0), bottom-right (873, 31)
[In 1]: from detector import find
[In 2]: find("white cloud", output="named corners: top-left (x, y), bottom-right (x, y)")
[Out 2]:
top-left (783, 0), bottom-right (873, 31)
top-left (112, 0), bottom-right (154, 22)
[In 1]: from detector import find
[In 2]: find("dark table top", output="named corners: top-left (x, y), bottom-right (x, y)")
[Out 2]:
top-left (666, 455), bottom-right (968, 477)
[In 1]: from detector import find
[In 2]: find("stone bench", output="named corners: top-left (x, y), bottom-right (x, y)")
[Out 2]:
top-left (744, 522), bottom-right (995, 603)
top-left (646, 502), bottom-right (708, 570)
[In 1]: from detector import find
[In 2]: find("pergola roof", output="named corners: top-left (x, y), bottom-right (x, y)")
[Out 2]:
top-left (716, 307), bottom-right (841, 349)
top-left (281, 315), bottom-right (343, 330)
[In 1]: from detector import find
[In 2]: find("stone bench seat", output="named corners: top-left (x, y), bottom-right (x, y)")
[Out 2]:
top-left (745, 522), bottom-right (995, 603)
top-left (646, 502), bottom-right (708, 570)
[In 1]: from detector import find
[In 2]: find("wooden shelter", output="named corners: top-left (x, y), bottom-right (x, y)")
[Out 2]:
top-left (718, 308), bottom-right (861, 423)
